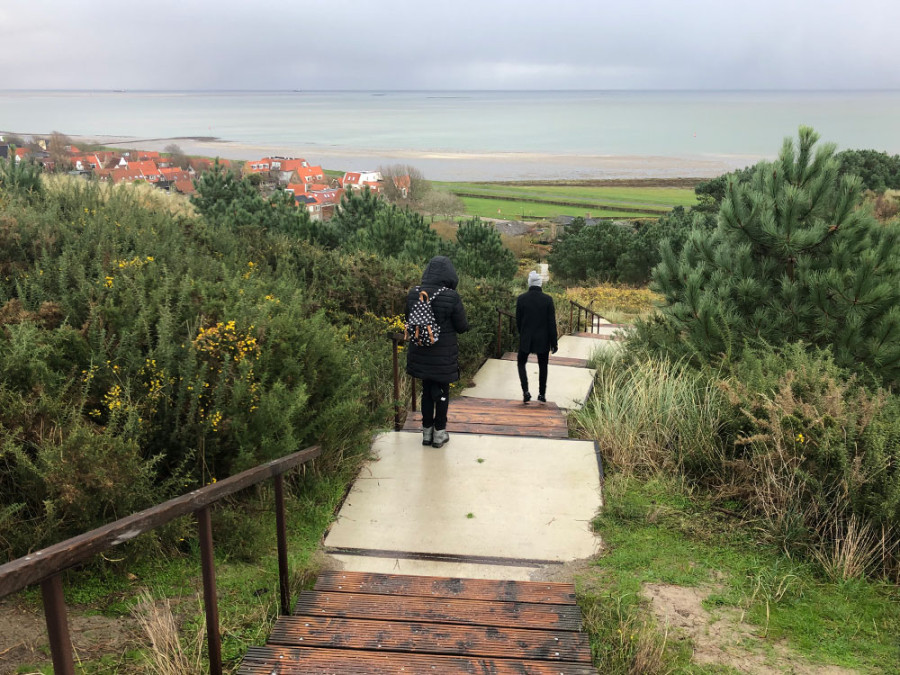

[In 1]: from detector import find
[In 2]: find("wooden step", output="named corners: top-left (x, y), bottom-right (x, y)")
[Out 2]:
top-left (268, 615), bottom-right (591, 662)
top-left (501, 352), bottom-right (590, 368)
top-left (403, 396), bottom-right (569, 438)
top-left (239, 645), bottom-right (596, 674)
top-left (314, 571), bottom-right (576, 604)
top-left (293, 590), bottom-right (583, 631)
top-left (239, 571), bottom-right (593, 673)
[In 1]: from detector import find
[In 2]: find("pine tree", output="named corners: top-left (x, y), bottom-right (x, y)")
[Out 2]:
top-left (454, 218), bottom-right (517, 280)
top-left (650, 127), bottom-right (900, 383)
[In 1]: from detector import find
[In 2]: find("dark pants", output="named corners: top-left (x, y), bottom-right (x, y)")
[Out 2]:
top-left (518, 351), bottom-right (549, 396)
top-left (421, 379), bottom-right (450, 430)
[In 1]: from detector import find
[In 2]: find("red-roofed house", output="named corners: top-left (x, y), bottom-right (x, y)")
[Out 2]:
top-left (342, 170), bottom-right (383, 193)
top-left (173, 178), bottom-right (196, 195)
top-left (305, 187), bottom-right (343, 221)
top-left (392, 174), bottom-right (411, 199)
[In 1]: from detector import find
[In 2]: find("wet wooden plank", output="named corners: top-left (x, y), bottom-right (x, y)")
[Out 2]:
top-left (239, 645), bottom-right (596, 674)
top-left (314, 571), bottom-right (577, 605)
top-left (268, 615), bottom-right (591, 662)
top-left (451, 396), bottom-right (562, 411)
top-left (403, 416), bottom-right (567, 438)
top-left (293, 591), bottom-right (582, 631)
top-left (500, 352), bottom-right (590, 368)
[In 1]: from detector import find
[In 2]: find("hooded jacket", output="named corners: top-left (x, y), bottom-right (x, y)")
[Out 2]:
top-left (405, 256), bottom-right (469, 382)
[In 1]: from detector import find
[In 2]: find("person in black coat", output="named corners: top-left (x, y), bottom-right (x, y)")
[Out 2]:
top-left (405, 256), bottom-right (469, 447)
top-left (516, 270), bottom-right (558, 403)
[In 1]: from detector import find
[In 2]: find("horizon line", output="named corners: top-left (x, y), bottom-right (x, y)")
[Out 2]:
top-left (2, 87), bottom-right (900, 94)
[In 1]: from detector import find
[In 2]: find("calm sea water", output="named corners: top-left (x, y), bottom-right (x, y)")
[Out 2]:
top-left (2, 90), bottom-right (899, 179)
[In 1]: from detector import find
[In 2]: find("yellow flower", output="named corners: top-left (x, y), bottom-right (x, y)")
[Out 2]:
top-left (104, 276), bottom-right (114, 288)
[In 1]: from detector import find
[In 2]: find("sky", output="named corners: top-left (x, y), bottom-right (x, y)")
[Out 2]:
top-left (1, 0), bottom-right (898, 91)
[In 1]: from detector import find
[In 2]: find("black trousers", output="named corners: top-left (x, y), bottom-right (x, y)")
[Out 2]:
top-left (421, 379), bottom-right (450, 430)
top-left (517, 351), bottom-right (549, 396)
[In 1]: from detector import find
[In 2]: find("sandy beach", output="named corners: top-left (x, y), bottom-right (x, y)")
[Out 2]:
top-left (63, 133), bottom-right (766, 182)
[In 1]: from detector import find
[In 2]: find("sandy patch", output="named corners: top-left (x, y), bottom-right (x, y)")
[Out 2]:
top-left (643, 583), bottom-right (857, 674)
top-left (63, 133), bottom-right (765, 182)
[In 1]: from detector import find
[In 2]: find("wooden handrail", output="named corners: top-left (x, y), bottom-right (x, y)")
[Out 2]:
top-left (0, 445), bottom-right (320, 598)
top-left (0, 444), bottom-right (321, 675)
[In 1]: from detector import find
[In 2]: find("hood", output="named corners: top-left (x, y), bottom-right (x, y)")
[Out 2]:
top-left (421, 255), bottom-right (459, 290)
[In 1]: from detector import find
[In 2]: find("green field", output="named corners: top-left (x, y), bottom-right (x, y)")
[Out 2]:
top-left (435, 181), bottom-right (698, 220)
top-left (459, 195), bottom-right (648, 220)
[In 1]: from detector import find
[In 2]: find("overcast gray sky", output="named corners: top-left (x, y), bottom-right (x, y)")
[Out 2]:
top-left (1, 0), bottom-right (898, 91)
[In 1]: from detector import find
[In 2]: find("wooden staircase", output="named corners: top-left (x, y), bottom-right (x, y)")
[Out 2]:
top-left (238, 571), bottom-right (594, 674)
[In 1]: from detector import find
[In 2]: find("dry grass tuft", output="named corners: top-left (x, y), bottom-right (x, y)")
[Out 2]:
top-left (130, 590), bottom-right (204, 675)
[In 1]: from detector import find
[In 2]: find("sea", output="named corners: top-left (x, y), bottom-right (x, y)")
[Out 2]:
top-left (2, 90), bottom-right (899, 180)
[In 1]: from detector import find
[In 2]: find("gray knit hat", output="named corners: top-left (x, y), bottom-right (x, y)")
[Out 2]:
top-left (528, 270), bottom-right (543, 287)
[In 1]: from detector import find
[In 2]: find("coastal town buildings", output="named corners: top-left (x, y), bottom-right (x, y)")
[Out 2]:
top-left (3, 137), bottom-right (409, 219)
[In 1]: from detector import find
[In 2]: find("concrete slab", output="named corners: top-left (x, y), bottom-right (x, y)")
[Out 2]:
top-left (555, 335), bottom-right (618, 362)
top-left (324, 432), bottom-right (602, 564)
top-left (326, 554), bottom-right (543, 581)
top-left (461, 359), bottom-right (595, 408)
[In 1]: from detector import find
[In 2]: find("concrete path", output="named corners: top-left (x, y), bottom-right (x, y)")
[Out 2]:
top-left (324, 432), bottom-right (602, 579)
top-left (461, 358), bottom-right (595, 408)
top-left (324, 332), bottom-right (607, 580)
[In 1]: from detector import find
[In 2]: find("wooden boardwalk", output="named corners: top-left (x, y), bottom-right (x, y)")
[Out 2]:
top-left (238, 571), bottom-right (594, 674)
top-left (404, 395), bottom-right (569, 439)
top-left (500, 351), bottom-right (590, 368)
top-left (239, 326), bottom-right (608, 673)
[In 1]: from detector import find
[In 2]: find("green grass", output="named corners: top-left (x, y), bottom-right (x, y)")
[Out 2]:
top-left (459, 195), bottom-right (647, 220)
top-left (580, 474), bottom-right (900, 673)
top-left (437, 182), bottom-right (698, 210)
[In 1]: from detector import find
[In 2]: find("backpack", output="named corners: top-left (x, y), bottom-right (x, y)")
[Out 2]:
top-left (405, 286), bottom-right (446, 347)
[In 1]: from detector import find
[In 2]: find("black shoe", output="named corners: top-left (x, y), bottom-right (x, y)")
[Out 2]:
top-left (537, 394), bottom-right (547, 402)
top-left (523, 391), bottom-right (531, 403)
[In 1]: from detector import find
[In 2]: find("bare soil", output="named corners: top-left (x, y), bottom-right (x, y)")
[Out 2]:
top-left (0, 598), bottom-right (137, 674)
top-left (643, 583), bottom-right (858, 674)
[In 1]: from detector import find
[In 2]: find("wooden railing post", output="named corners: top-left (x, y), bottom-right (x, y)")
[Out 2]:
top-left (197, 507), bottom-right (223, 675)
top-left (392, 335), bottom-right (402, 431)
top-left (496, 309), bottom-right (503, 358)
top-left (41, 575), bottom-right (75, 675)
top-left (273, 475), bottom-right (290, 616)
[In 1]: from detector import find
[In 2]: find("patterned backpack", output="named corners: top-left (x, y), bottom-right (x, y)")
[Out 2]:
top-left (405, 286), bottom-right (446, 347)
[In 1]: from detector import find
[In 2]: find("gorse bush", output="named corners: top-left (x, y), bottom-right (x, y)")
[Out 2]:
top-left (719, 343), bottom-right (900, 574)
top-left (0, 171), bottom-right (514, 558)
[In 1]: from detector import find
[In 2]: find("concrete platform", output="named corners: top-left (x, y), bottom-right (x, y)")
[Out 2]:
top-left (554, 335), bottom-right (617, 362)
top-left (461, 359), bottom-right (595, 408)
top-left (324, 432), bottom-right (602, 571)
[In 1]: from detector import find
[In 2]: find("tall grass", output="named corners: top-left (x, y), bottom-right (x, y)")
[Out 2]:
top-left (573, 349), bottom-right (726, 475)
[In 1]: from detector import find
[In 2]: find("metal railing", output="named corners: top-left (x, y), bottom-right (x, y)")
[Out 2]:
top-left (0, 445), bottom-right (321, 675)
top-left (569, 299), bottom-right (607, 334)
top-left (496, 308), bottom-right (516, 358)
top-left (390, 332), bottom-right (416, 431)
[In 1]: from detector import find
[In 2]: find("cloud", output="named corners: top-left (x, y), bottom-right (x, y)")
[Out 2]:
top-left (0, 0), bottom-right (898, 90)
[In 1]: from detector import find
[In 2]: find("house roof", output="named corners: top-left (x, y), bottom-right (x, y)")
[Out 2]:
top-left (173, 178), bottom-right (196, 194)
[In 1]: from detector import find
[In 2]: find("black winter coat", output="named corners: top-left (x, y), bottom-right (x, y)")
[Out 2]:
top-left (405, 256), bottom-right (469, 383)
top-left (516, 286), bottom-right (558, 354)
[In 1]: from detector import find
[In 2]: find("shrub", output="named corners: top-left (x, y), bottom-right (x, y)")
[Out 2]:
top-left (649, 127), bottom-right (900, 386)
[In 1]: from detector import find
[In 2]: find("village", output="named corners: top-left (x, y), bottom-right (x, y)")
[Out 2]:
top-left (0, 135), bottom-right (410, 221)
